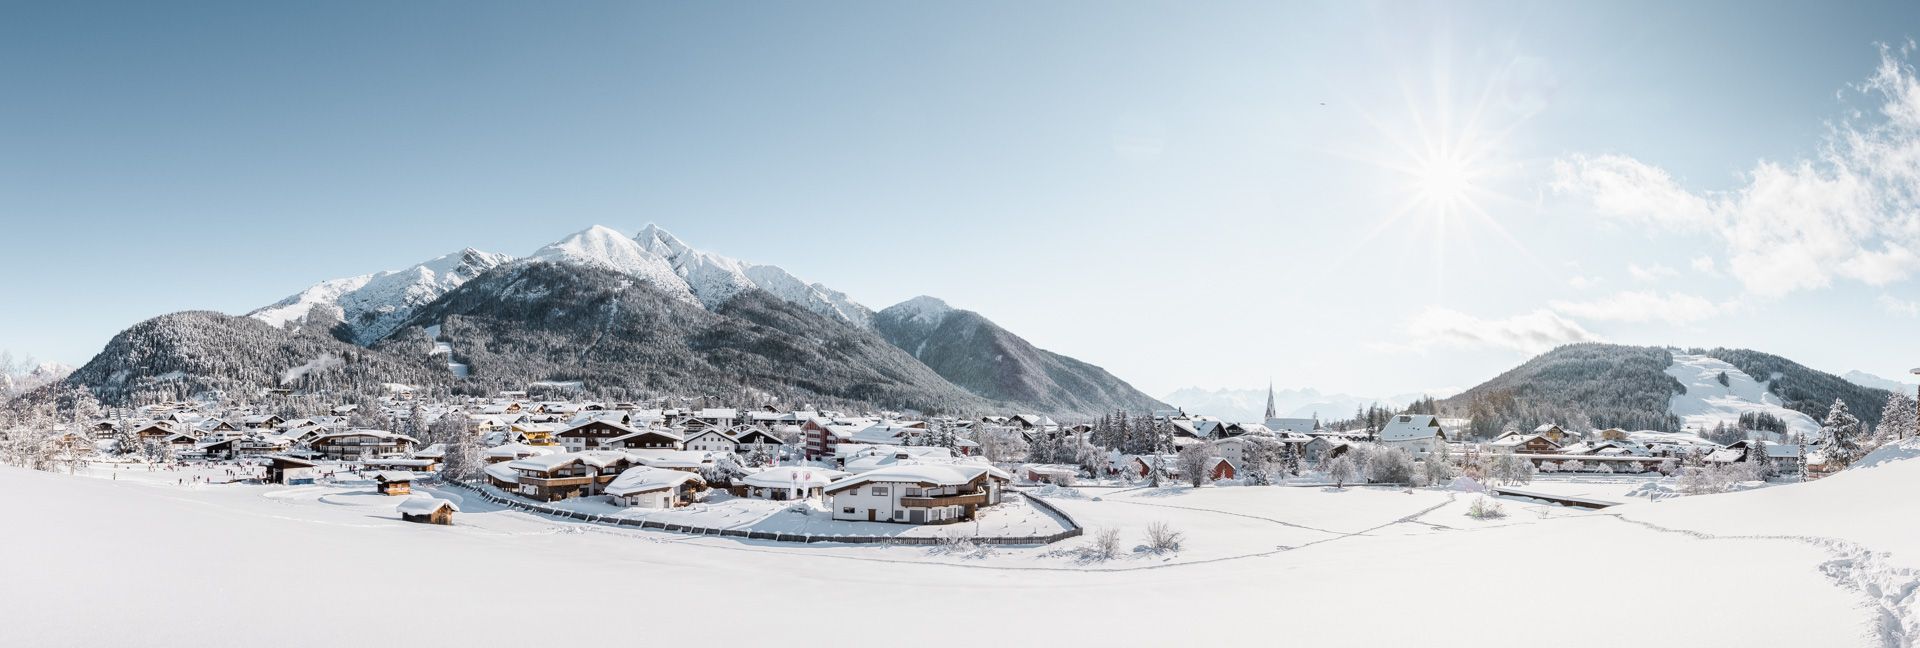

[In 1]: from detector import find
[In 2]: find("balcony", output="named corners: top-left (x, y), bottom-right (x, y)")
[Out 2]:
top-left (899, 491), bottom-right (988, 508)
top-left (518, 474), bottom-right (602, 488)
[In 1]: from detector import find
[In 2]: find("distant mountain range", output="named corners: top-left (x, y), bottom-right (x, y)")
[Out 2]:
top-left (1160, 386), bottom-right (1444, 423)
top-left (1, 362), bottom-right (75, 396)
top-left (1843, 370), bottom-right (1919, 394)
top-left (54, 225), bottom-right (1160, 417)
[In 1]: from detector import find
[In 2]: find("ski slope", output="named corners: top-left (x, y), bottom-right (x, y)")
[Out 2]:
top-left (1667, 352), bottom-right (1822, 438)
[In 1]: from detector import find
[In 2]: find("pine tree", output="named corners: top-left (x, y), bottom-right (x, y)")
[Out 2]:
top-left (1821, 399), bottom-right (1864, 468)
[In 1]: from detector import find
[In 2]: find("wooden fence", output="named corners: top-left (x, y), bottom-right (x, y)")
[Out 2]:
top-left (444, 480), bottom-right (1083, 546)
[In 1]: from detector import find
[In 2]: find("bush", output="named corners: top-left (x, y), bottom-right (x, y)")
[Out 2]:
top-left (1089, 527), bottom-right (1121, 560)
top-left (1466, 496), bottom-right (1506, 519)
top-left (1144, 521), bottom-right (1183, 553)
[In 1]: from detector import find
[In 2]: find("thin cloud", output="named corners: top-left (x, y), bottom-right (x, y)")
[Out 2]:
top-left (1627, 263), bottom-right (1678, 282)
top-left (1552, 44), bottom-right (1920, 298)
top-left (1881, 294), bottom-right (1920, 318)
top-left (1382, 307), bottom-right (1602, 355)
top-left (1550, 291), bottom-right (1736, 325)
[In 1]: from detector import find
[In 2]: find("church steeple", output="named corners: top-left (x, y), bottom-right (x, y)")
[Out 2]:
top-left (1263, 380), bottom-right (1277, 421)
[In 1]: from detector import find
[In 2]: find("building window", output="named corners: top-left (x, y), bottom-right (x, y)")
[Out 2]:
top-left (842, 507), bottom-right (855, 514)
top-left (872, 487), bottom-right (888, 496)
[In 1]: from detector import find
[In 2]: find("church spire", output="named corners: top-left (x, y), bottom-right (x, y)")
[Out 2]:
top-left (1263, 380), bottom-right (1277, 421)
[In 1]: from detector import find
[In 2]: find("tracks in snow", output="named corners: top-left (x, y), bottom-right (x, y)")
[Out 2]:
top-left (1606, 514), bottom-right (1919, 648)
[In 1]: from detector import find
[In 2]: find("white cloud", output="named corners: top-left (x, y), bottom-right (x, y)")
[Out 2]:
top-left (1390, 307), bottom-right (1601, 355)
top-left (1568, 275), bottom-right (1603, 289)
top-left (1552, 45), bottom-right (1920, 298)
top-left (1881, 294), bottom-right (1920, 318)
top-left (1627, 263), bottom-right (1677, 282)
top-left (1549, 291), bottom-right (1736, 325)
top-left (1690, 256), bottom-right (1720, 275)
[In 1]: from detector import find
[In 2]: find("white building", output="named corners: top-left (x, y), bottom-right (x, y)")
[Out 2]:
top-left (823, 464), bottom-right (1011, 524)
top-left (1379, 414), bottom-right (1447, 458)
top-left (605, 466), bottom-right (706, 508)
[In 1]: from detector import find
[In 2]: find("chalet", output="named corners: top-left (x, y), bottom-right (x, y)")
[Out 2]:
top-left (484, 442), bottom-right (556, 464)
top-left (1265, 417), bottom-right (1318, 435)
top-left (683, 428), bottom-right (741, 454)
top-left (605, 466), bottom-right (707, 508)
top-left (625, 449), bottom-right (714, 473)
top-left (1019, 464), bottom-right (1080, 484)
top-left (1532, 424), bottom-right (1575, 444)
top-left (730, 426), bottom-right (786, 450)
top-left (505, 451), bottom-right (634, 501)
top-left (851, 421), bottom-right (928, 446)
top-left (686, 408), bottom-right (741, 430)
top-left (1379, 415), bottom-right (1447, 457)
top-left (1214, 434), bottom-right (1303, 469)
top-left (606, 428), bottom-right (684, 451)
top-left (1207, 456), bottom-right (1236, 481)
top-left (371, 472), bottom-right (414, 496)
top-left (556, 418), bottom-right (646, 452)
top-left (242, 414), bottom-right (284, 429)
top-left (1129, 454), bottom-right (1180, 479)
top-left (483, 462), bottom-right (521, 489)
top-left (130, 422), bottom-right (181, 443)
top-left (824, 464), bottom-right (1011, 524)
top-left (264, 455), bottom-right (319, 485)
top-left (397, 496), bottom-right (458, 525)
top-left (740, 466), bottom-right (847, 501)
top-left (1490, 432), bottom-right (1561, 455)
top-left (308, 430), bottom-right (418, 460)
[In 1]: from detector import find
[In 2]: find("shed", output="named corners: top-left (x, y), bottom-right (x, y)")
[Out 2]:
top-left (264, 455), bottom-right (319, 485)
top-left (396, 496), bottom-right (458, 525)
top-left (371, 471), bottom-right (415, 496)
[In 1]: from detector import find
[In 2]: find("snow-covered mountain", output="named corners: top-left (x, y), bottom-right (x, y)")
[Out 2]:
top-left (524, 225), bottom-right (696, 305)
top-left (1843, 370), bottom-right (1918, 394)
top-left (250, 248), bottom-right (513, 344)
top-left (1, 361), bottom-right (75, 396)
top-left (635, 224), bottom-right (873, 327)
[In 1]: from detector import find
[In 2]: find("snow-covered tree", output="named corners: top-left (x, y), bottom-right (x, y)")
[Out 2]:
top-left (1876, 393), bottom-right (1917, 444)
top-left (1326, 454), bottom-right (1357, 489)
top-left (1177, 443), bottom-right (1217, 487)
top-left (1820, 399), bottom-right (1865, 468)
top-left (439, 414), bottom-right (481, 481)
top-left (1365, 446), bottom-right (1414, 484)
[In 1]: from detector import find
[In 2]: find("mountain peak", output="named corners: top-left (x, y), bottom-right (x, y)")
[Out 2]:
top-left (884, 295), bottom-right (954, 324)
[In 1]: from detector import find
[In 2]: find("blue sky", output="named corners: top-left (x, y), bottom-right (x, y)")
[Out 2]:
top-left (3, 1), bottom-right (1918, 397)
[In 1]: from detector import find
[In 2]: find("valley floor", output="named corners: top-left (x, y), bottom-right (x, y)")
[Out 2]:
top-left (7, 449), bottom-right (1920, 647)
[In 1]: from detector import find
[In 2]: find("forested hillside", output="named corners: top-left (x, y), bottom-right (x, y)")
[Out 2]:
top-left (1438, 343), bottom-right (1686, 436)
top-left (1703, 348), bottom-right (1893, 429)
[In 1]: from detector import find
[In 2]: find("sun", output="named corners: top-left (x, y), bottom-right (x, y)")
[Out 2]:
top-left (1409, 147), bottom-right (1479, 214)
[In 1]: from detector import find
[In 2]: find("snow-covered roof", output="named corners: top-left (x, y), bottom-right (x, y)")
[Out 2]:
top-left (823, 464), bottom-right (1010, 493)
top-left (482, 462), bottom-right (520, 484)
top-left (605, 466), bottom-right (704, 496)
top-left (370, 471), bottom-right (415, 483)
top-left (742, 466), bottom-right (848, 489)
top-left (395, 496), bottom-right (458, 516)
top-left (624, 449), bottom-right (713, 469)
top-left (1379, 414), bottom-right (1444, 442)
top-left (507, 450), bottom-right (630, 472)
top-left (484, 442), bottom-right (556, 459)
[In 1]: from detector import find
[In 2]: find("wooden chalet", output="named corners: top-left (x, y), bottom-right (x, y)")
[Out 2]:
top-left (371, 472), bottom-right (414, 496)
top-left (397, 497), bottom-right (458, 525)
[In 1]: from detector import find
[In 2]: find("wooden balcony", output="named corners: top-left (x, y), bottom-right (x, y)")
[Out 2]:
top-left (518, 474), bottom-right (602, 488)
top-left (899, 492), bottom-right (988, 508)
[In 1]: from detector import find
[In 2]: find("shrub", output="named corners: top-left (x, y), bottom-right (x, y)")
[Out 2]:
top-left (1144, 521), bottom-right (1183, 553)
top-left (1466, 496), bottom-right (1506, 519)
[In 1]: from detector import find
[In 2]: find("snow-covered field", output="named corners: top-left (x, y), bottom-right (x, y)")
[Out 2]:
top-left (8, 447), bottom-right (1919, 647)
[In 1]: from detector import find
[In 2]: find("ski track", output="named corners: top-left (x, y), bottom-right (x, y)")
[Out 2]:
top-left (1607, 513), bottom-right (1919, 648)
